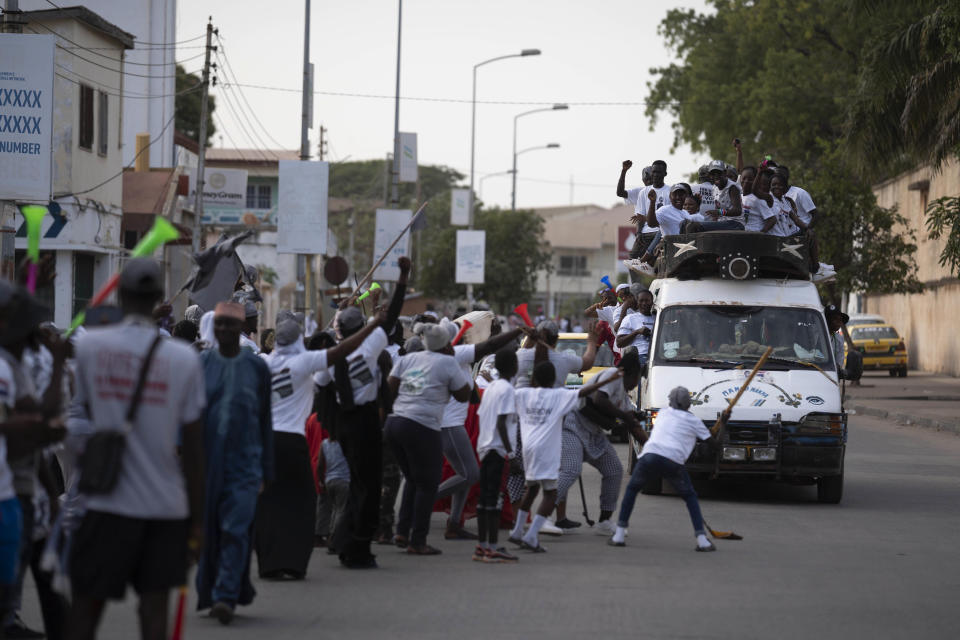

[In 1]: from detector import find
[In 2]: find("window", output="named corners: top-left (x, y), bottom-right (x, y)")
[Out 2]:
top-left (851, 326), bottom-right (899, 341)
top-left (246, 184), bottom-right (272, 209)
top-left (73, 253), bottom-right (95, 318)
top-left (557, 255), bottom-right (588, 276)
top-left (79, 85), bottom-right (94, 150)
top-left (123, 230), bottom-right (140, 251)
top-left (97, 91), bottom-right (108, 156)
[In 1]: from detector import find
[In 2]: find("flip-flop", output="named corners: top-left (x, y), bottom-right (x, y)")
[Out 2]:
top-left (520, 540), bottom-right (547, 553)
top-left (508, 536), bottom-right (524, 547)
top-left (695, 542), bottom-right (717, 552)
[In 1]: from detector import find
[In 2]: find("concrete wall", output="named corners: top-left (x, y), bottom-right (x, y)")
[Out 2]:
top-left (864, 159), bottom-right (960, 376)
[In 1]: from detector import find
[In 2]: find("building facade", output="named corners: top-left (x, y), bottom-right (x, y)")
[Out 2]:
top-left (863, 159), bottom-right (960, 376)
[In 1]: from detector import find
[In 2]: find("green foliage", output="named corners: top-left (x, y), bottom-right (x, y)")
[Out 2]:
top-left (925, 196), bottom-right (960, 277)
top-left (175, 65), bottom-right (215, 146)
top-left (324, 161), bottom-right (550, 311)
top-left (645, 0), bottom-right (925, 295)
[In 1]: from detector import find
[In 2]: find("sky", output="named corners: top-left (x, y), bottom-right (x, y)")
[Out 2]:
top-left (177, 0), bottom-right (712, 210)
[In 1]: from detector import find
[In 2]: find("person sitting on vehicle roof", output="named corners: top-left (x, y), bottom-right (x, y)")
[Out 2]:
top-left (630, 184), bottom-right (702, 274)
top-left (769, 173), bottom-right (804, 237)
top-left (743, 169), bottom-right (777, 233)
top-left (685, 159), bottom-right (746, 234)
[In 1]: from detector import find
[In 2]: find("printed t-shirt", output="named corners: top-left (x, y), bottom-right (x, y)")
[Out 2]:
top-left (640, 406), bottom-right (712, 465)
top-left (634, 184), bottom-right (672, 234)
top-left (771, 196), bottom-right (800, 237)
top-left (70, 320), bottom-right (206, 519)
top-left (476, 378), bottom-right (518, 459)
top-left (266, 342), bottom-right (329, 435)
top-left (389, 351), bottom-right (471, 431)
top-left (713, 180), bottom-right (745, 228)
top-left (742, 194), bottom-right (776, 232)
top-left (786, 185), bottom-right (817, 226)
top-left (440, 344), bottom-right (476, 428)
top-left (515, 387), bottom-right (582, 480)
top-left (313, 327), bottom-right (388, 407)
top-left (515, 347), bottom-right (582, 389)
top-left (616, 312), bottom-right (656, 356)
top-left (696, 182), bottom-right (716, 215)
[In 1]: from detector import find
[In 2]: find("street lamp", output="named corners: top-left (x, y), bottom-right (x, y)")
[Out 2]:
top-left (511, 104), bottom-right (568, 210)
top-left (479, 170), bottom-right (513, 202)
top-left (467, 48), bottom-right (540, 305)
top-left (512, 143), bottom-right (561, 209)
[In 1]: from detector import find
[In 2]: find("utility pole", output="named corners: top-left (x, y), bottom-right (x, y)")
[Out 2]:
top-left (192, 18), bottom-right (214, 254)
top-left (389, 0), bottom-right (402, 207)
top-left (298, 0), bottom-right (314, 317)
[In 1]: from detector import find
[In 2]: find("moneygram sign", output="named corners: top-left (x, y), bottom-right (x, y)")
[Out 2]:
top-left (188, 167), bottom-right (248, 211)
top-left (0, 34), bottom-right (55, 202)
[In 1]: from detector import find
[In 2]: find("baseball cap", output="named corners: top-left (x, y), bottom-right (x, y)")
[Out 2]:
top-left (823, 304), bottom-right (849, 323)
top-left (275, 319), bottom-right (302, 346)
top-left (707, 159), bottom-right (726, 173)
top-left (337, 307), bottom-right (365, 334)
top-left (119, 258), bottom-right (164, 295)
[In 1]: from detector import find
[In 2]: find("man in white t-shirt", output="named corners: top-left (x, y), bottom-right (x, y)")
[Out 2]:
top-left (66, 259), bottom-right (206, 640)
top-left (610, 387), bottom-right (728, 552)
top-left (616, 290), bottom-right (656, 364)
top-left (628, 160), bottom-right (671, 259)
top-left (696, 165), bottom-right (716, 216)
top-left (775, 166), bottom-right (819, 228)
top-left (630, 185), bottom-right (703, 274)
top-left (509, 363), bottom-right (620, 552)
top-left (616, 160), bottom-right (651, 210)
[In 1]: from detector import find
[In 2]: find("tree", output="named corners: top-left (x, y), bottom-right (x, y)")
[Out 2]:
top-left (175, 64), bottom-right (216, 146)
top-left (645, 0), bottom-right (923, 295)
top-left (844, 1), bottom-right (960, 276)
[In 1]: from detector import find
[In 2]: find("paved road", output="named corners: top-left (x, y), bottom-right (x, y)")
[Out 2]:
top-left (22, 415), bottom-right (960, 639)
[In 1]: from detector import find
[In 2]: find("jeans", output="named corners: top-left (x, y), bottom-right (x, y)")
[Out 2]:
top-left (617, 453), bottom-right (705, 536)
top-left (386, 416), bottom-right (443, 547)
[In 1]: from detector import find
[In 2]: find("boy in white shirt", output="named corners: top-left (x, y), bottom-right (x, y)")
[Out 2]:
top-left (473, 349), bottom-right (520, 563)
top-left (610, 387), bottom-right (728, 552)
top-left (509, 362), bottom-right (620, 552)
top-left (616, 289), bottom-right (655, 365)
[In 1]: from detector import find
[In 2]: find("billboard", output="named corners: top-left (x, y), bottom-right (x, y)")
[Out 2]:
top-left (372, 208), bottom-right (412, 281)
top-left (0, 34), bottom-right (55, 202)
top-left (450, 188), bottom-right (470, 226)
top-left (456, 230), bottom-right (485, 284)
top-left (189, 167), bottom-right (248, 212)
top-left (277, 160), bottom-right (328, 254)
top-left (398, 132), bottom-right (417, 182)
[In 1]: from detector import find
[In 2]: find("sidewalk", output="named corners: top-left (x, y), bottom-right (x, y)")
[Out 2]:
top-left (845, 370), bottom-right (960, 435)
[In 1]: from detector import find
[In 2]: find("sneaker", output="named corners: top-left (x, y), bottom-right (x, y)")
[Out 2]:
top-left (210, 601), bottom-right (235, 626)
top-left (485, 547), bottom-right (519, 563)
top-left (539, 520), bottom-right (563, 537)
top-left (554, 518), bottom-right (582, 529)
top-left (607, 538), bottom-right (626, 547)
top-left (472, 545), bottom-right (486, 562)
top-left (444, 524), bottom-right (479, 540)
top-left (593, 519), bottom-right (616, 536)
top-left (624, 259), bottom-right (655, 276)
top-left (3, 616), bottom-right (44, 639)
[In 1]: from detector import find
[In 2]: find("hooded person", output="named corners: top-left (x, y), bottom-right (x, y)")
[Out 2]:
top-left (610, 386), bottom-right (725, 552)
top-left (256, 308), bottom-right (391, 578)
top-left (309, 260), bottom-right (411, 568)
top-left (195, 302), bottom-right (274, 624)
top-left (384, 323), bottom-right (472, 555)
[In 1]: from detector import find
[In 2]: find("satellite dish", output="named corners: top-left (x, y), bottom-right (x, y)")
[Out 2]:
top-left (324, 256), bottom-right (349, 285)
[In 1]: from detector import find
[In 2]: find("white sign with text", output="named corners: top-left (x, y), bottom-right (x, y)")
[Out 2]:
top-left (456, 230), bottom-right (485, 284)
top-left (277, 160), bottom-right (328, 254)
top-left (450, 188), bottom-right (470, 226)
top-left (373, 208), bottom-right (412, 281)
top-left (188, 167), bottom-right (248, 210)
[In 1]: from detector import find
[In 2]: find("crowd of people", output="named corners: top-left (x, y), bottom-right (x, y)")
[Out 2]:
top-left (0, 244), bottom-right (744, 639)
top-left (616, 139), bottom-right (825, 278)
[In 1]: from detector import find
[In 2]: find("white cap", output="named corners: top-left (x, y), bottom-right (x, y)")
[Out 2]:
top-left (616, 283), bottom-right (630, 293)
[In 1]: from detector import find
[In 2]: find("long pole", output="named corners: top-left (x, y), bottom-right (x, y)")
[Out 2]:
top-left (466, 63), bottom-right (478, 305)
top-left (511, 117), bottom-right (518, 211)
top-left (300, 0), bottom-right (311, 160)
top-left (192, 19), bottom-right (213, 254)
top-left (390, 0), bottom-right (402, 207)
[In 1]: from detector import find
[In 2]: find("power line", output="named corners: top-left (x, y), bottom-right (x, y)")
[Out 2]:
top-left (24, 23), bottom-right (203, 67)
top-left (215, 36), bottom-right (287, 149)
top-left (52, 43), bottom-right (194, 79)
top-left (54, 64), bottom-right (203, 98)
top-left (39, 0), bottom-right (204, 47)
top-left (53, 112), bottom-right (178, 198)
top-left (211, 54), bottom-right (281, 162)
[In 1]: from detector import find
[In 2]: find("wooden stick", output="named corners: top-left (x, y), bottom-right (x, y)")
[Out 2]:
top-left (353, 200), bottom-right (428, 296)
top-left (710, 346), bottom-right (773, 436)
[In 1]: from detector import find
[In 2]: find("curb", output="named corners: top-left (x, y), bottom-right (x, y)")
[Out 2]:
top-left (850, 403), bottom-right (960, 437)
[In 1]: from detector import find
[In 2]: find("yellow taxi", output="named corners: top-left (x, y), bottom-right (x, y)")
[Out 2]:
top-left (849, 323), bottom-right (908, 377)
top-left (555, 333), bottom-right (616, 387)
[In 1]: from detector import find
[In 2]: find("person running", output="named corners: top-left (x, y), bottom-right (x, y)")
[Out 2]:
top-left (256, 310), bottom-right (387, 577)
top-left (196, 302), bottom-right (273, 625)
top-left (556, 350), bottom-right (643, 537)
top-left (385, 324), bottom-right (472, 555)
top-left (510, 363), bottom-right (619, 552)
top-left (473, 348), bottom-right (520, 563)
top-left (610, 386), bottom-right (727, 552)
top-left (65, 259), bottom-right (206, 640)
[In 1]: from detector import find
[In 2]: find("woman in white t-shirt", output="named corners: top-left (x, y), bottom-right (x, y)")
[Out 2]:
top-left (385, 324), bottom-right (471, 555)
